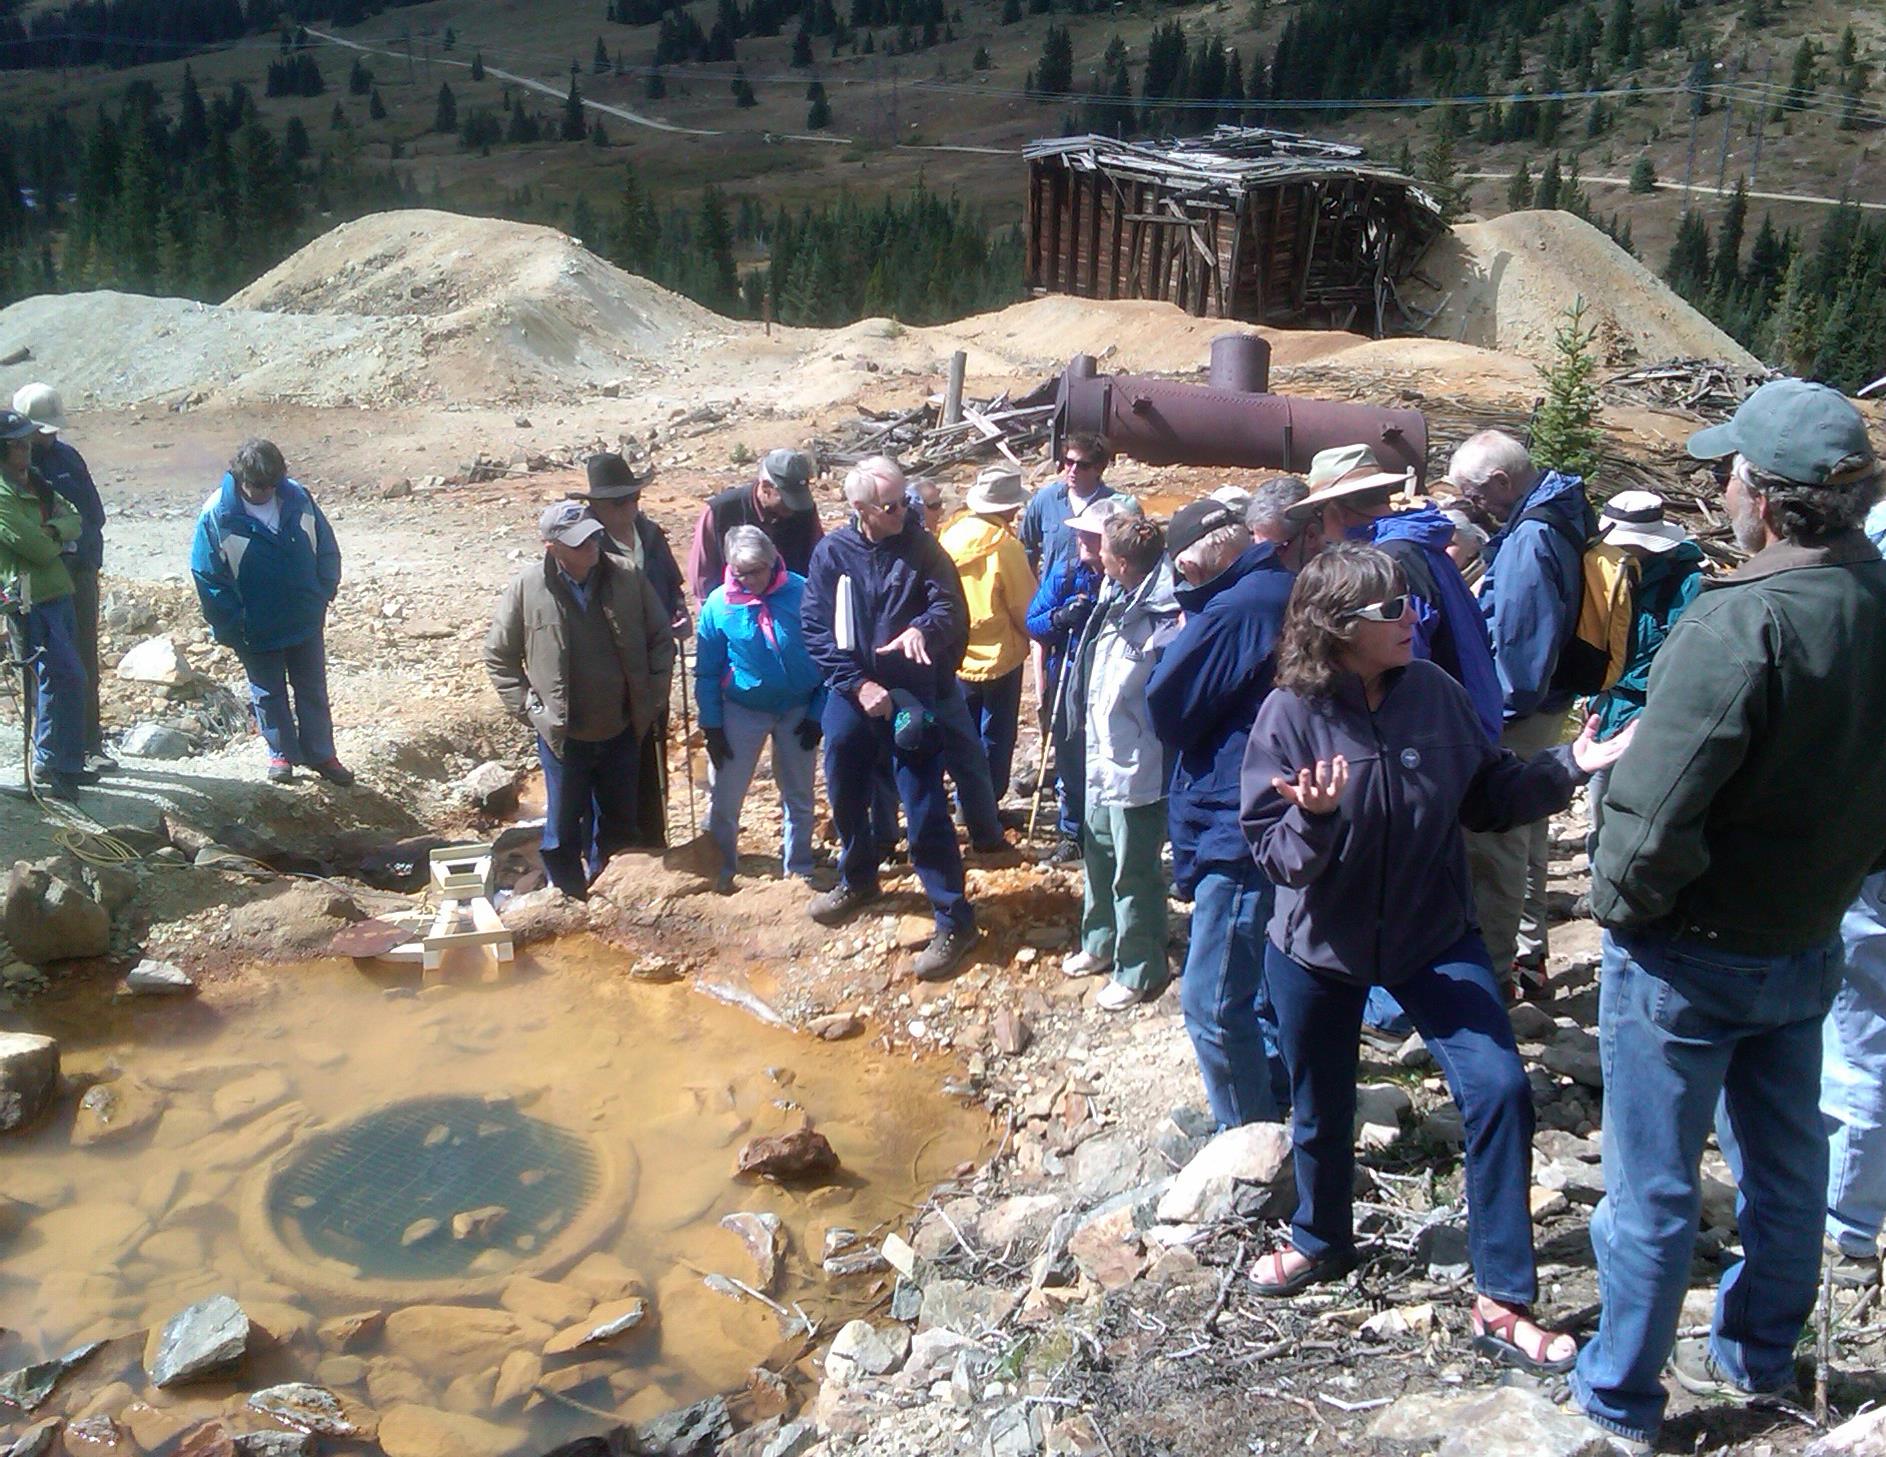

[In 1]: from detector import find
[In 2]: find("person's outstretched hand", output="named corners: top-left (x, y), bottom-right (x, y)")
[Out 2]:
top-left (1572, 715), bottom-right (1636, 775)
top-left (878, 626), bottom-right (931, 665)
top-left (1272, 756), bottom-right (1349, 815)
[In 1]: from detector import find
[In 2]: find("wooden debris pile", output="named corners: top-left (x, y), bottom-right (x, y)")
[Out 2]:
top-left (818, 384), bottom-right (1058, 474)
top-left (1602, 358), bottom-right (1773, 420)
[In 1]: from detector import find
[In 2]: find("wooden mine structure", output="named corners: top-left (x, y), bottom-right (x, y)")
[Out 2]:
top-left (1023, 127), bottom-right (1448, 336)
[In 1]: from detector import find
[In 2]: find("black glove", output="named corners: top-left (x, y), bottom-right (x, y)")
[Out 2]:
top-left (796, 718), bottom-right (823, 752)
top-left (705, 726), bottom-right (732, 768)
top-left (1050, 594), bottom-right (1092, 632)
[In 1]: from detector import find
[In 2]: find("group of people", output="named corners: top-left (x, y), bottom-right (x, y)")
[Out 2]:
top-left (8, 364), bottom-right (1885, 1449)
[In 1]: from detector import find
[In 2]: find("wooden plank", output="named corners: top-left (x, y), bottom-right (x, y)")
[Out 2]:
top-left (1066, 167), bottom-right (1083, 296)
top-left (1107, 175), bottom-right (1126, 298)
top-left (1086, 169), bottom-right (1104, 296)
top-left (469, 896), bottom-right (515, 963)
top-left (1046, 164), bottom-right (1065, 292)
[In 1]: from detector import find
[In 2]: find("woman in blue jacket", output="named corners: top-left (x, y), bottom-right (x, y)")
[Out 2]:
top-left (695, 526), bottom-right (826, 892)
top-left (1240, 544), bottom-right (1631, 1373)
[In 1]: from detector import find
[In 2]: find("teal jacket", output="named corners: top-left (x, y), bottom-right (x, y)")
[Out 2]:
top-left (1591, 540), bottom-right (1706, 740)
top-left (694, 567), bottom-right (825, 728)
top-left (1592, 531), bottom-right (1886, 954)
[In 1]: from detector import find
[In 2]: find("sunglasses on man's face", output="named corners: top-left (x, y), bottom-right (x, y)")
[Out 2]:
top-left (1061, 456), bottom-right (1099, 471)
top-left (1343, 595), bottom-right (1410, 623)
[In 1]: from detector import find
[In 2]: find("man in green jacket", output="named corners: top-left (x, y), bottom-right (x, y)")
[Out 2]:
top-left (1572, 380), bottom-right (1886, 1450)
top-left (0, 408), bottom-right (89, 800)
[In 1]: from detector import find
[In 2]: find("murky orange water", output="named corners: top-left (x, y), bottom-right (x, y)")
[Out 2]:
top-left (1, 939), bottom-right (990, 1449)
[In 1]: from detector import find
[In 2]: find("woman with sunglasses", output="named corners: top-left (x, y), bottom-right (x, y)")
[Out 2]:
top-left (1239, 543), bottom-right (1633, 1374)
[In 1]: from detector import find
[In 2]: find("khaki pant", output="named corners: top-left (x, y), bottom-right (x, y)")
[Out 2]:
top-left (1466, 711), bottom-right (1565, 980)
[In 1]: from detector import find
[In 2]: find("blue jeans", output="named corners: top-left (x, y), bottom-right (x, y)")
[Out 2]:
top-left (537, 725), bottom-right (642, 898)
top-left (708, 699), bottom-right (817, 878)
top-left (1265, 931), bottom-right (1538, 1302)
top-left (1179, 859), bottom-right (1289, 1128)
top-left (24, 594), bottom-right (87, 775)
top-left (1573, 929), bottom-right (1843, 1444)
top-left (1826, 875), bottom-right (1886, 1257)
top-left (824, 691), bottom-right (972, 932)
top-left (961, 667), bottom-right (1023, 807)
top-left (934, 679), bottom-right (1004, 847)
top-left (240, 635), bottom-right (334, 766)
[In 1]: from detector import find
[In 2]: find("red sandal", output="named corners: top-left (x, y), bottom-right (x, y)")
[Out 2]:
top-left (1471, 1300), bottom-right (1578, 1375)
top-left (1248, 1245), bottom-right (1357, 1297)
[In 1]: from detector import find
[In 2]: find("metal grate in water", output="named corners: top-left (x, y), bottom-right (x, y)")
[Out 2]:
top-left (267, 1095), bottom-right (598, 1280)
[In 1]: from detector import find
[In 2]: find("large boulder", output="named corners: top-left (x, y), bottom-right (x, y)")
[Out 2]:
top-left (116, 635), bottom-right (194, 686)
top-left (0, 1031), bottom-right (59, 1133)
top-left (1155, 1122), bottom-right (1293, 1224)
top-left (3, 860), bottom-right (110, 964)
top-left (224, 884), bottom-right (365, 958)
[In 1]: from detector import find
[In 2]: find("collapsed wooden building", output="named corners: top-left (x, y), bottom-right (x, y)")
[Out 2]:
top-left (1023, 127), bottom-right (1448, 337)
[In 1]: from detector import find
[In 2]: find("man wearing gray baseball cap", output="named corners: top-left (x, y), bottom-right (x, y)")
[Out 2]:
top-left (686, 447), bottom-right (824, 603)
top-left (484, 500), bottom-right (676, 898)
top-left (1573, 378), bottom-right (1886, 1450)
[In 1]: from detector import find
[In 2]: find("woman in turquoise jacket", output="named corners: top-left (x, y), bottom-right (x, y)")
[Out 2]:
top-left (695, 525), bottom-right (827, 891)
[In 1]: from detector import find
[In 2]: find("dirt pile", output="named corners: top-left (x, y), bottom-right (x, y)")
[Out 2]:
top-left (1407, 209), bottom-right (1761, 371)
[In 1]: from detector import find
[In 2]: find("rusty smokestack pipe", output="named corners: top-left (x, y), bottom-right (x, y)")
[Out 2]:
top-left (1053, 341), bottom-right (1428, 488)
top-left (1208, 334), bottom-right (1271, 394)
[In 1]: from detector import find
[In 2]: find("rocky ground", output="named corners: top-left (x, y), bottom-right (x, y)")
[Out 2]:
top-left (3, 339), bottom-right (1884, 1453)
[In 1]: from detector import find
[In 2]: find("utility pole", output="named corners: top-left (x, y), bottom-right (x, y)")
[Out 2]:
top-left (1716, 55), bottom-right (1739, 193)
top-left (1749, 55), bottom-right (1774, 185)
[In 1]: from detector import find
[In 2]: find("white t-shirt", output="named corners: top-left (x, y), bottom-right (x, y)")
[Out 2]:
top-left (240, 493), bottom-right (282, 533)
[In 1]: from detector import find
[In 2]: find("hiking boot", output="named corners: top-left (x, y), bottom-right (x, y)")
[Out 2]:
top-left (84, 750), bottom-right (119, 775)
top-left (266, 757), bottom-right (296, 783)
top-left (1041, 836), bottom-right (1082, 867)
top-left (808, 881), bottom-right (881, 926)
top-left (314, 758), bottom-right (356, 787)
top-left (1360, 1022), bottom-right (1412, 1055)
top-left (1666, 1338), bottom-right (1802, 1404)
top-left (1096, 980), bottom-right (1151, 1011)
top-left (39, 772), bottom-right (82, 803)
top-left (913, 924), bottom-right (980, 982)
top-left (1827, 1238), bottom-right (1882, 1289)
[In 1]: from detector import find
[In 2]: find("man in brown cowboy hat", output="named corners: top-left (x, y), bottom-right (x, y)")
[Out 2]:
top-left (574, 451), bottom-right (688, 846)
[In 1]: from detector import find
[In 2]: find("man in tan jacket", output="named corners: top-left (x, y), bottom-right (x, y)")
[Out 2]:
top-left (485, 501), bottom-right (675, 898)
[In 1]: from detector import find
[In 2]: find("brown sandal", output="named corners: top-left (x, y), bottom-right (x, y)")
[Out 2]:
top-left (1472, 1300), bottom-right (1577, 1375)
top-left (1248, 1245), bottom-right (1356, 1297)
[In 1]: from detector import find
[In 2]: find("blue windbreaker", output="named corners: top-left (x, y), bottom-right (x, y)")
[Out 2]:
top-left (801, 520), bottom-right (967, 705)
top-left (189, 475), bottom-right (341, 654)
top-left (1025, 552), bottom-right (1100, 658)
top-left (694, 569), bottom-right (826, 728)
top-left (1146, 543), bottom-right (1294, 896)
top-left (1479, 471), bottom-right (1593, 722)
top-left (33, 438), bottom-right (104, 571)
top-left (1369, 505), bottom-right (1504, 742)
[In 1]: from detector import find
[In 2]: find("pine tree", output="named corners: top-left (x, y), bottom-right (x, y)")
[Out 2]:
top-left (732, 66), bottom-right (758, 106)
top-left (1506, 157), bottom-right (1534, 210)
top-left (792, 28), bottom-right (813, 65)
top-left (646, 65), bottom-right (667, 100)
top-left (330, 100), bottom-right (347, 130)
top-left (571, 193), bottom-right (597, 242)
top-left (1534, 152), bottom-right (1563, 210)
top-left (1764, 251), bottom-right (1819, 373)
top-left (594, 36), bottom-right (611, 72)
top-left (972, 44), bottom-right (991, 69)
top-left (1417, 126), bottom-right (1465, 224)
top-left (348, 56), bottom-right (372, 95)
top-left (1605, 0), bottom-right (1632, 64)
top-left (698, 185), bottom-right (738, 308)
top-left (1032, 24), bottom-right (1073, 97)
top-left (1628, 155), bottom-right (1656, 193)
top-left (369, 88), bottom-right (387, 121)
top-left (471, 51), bottom-right (486, 82)
top-left (1531, 297), bottom-right (1602, 479)
top-left (283, 115), bottom-right (310, 161)
top-left (443, 26), bottom-right (456, 50)
top-left (1001, 0), bottom-right (1021, 22)
top-left (807, 81), bottom-right (832, 127)
top-left (1785, 36), bottom-right (1818, 110)
top-left (434, 82), bottom-right (457, 133)
top-left (562, 80), bottom-right (588, 139)
top-left (1664, 208), bottom-right (1712, 300)
top-left (1710, 178), bottom-right (1747, 297)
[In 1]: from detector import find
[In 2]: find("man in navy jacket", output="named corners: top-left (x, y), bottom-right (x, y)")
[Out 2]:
top-left (1148, 499), bottom-right (1293, 1127)
top-left (802, 459), bottom-right (978, 981)
top-left (190, 438), bottom-right (352, 786)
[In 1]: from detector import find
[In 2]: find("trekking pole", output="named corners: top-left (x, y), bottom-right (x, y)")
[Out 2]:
top-left (1025, 661), bottom-right (1061, 843)
top-left (677, 640), bottom-right (697, 829)
top-left (1, 598), bottom-right (41, 801)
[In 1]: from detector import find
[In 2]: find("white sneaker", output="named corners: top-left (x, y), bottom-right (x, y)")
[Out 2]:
top-left (1096, 980), bottom-right (1144, 1012)
top-left (1063, 949), bottom-right (1113, 978)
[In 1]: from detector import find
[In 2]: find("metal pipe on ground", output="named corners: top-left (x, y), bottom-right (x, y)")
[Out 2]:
top-left (1054, 335), bottom-right (1429, 487)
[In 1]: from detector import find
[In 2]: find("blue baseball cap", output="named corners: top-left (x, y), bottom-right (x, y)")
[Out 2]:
top-left (1687, 378), bottom-right (1876, 486)
top-left (539, 499), bottom-right (606, 546)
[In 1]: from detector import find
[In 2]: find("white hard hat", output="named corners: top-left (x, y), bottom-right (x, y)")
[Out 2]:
top-left (12, 383), bottom-right (65, 435)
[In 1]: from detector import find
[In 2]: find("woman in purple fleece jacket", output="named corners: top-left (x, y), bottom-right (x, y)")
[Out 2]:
top-left (1239, 544), bottom-right (1632, 1374)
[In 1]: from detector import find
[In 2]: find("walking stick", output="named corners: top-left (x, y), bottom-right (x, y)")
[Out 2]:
top-left (677, 640), bottom-right (697, 829)
top-left (1025, 658), bottom-right (1061, 843)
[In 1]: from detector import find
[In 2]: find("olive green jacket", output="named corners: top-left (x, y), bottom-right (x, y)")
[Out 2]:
top-left (1592, 531), bottom-right (1886, 954)
top-left (0, 469), bottom-right (80, 607)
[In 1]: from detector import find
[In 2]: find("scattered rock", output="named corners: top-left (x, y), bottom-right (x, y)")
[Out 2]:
top-left (147, 1295), bottom-right (249, 1387)
top-left (541, 1298), bottom-right (650, 1355)
top-left (988, 1402), bottom-right (1042, 1457)
top-left (381, 1307), bottom-right (537, 1375)
top-left (376, 1405), bottom-right (524, 1457)
top-left (917, 1280), bottom-right (1017, 1336)
top-left (719, 1211), bottom-right (784, 1292)
top-left (490, 1350), bottom-right (542, 1407)
top-left (317, 1310), bottom-right (384, 1351)
top-left (1416, 1223), bottom-right (1472, 1281)
top-left (0, 1031), bottom-right (59, 1133)
top-left (499, 1278), bottom-right (592, 1328)
top-left (59, 1415), bottom-right (125, 1452)
top-left (0, 1420), bottom-right (60, 1457)
top-left (224, 883), bottom-right (366, 958)
top-left (822, 1247), bottom-right (890, 1277)
top-left (635, 1395), bottom-right (733, 1456)
top-left (3, 861), bottom-right (110, 964)
top-left (232, 1433), bottom-right (316, 1457)
top-left (211, 1068), bottom-right (290, 1127)
top-left (1360, 1302), bottom-right (1435, 1340)
top-left (991, 1009), bottom-right (1031, 1056)
top-left (245, 1382), bottom-right (379, 1439)
top-left (124, 959), bottom-right (195, 996)
top-left (451, 1205), bottom-right (508, 1241)
top-left (400, 1218), bottom-right (441, 1247)
top-left (1530, 1186), bottom-right (1571, 1221)
top-left (895, 914), bottom-right (933, 949)
top-left (459, 762), bottom-right (518, 814)
top-left (1370, 1385), bottom-right (1635, 1456)
top-left (974, 1194), bottom-right (1063, 1251)
top-left (73, 1075), bottom-right (167, 1146)
top-left (1067, 1193), bottom-right (1148, 1291)
top-left (807, 1012), bottom-right (862, 1041)
top-left (121, 723), bottom-right (194, 759)
top-left (1542, 1026), bottom-right (1603, 1088)
top-left (1155, 1121), bottom-right (1293, 1224)
top-left (381, 476), bottom-right (414, 500)
top-left (825, 1321), bottom-right (909, 1386)
top-left (116, 635), bottom-right (194, 686)
top-left (734, 1125), bottom-right (839, 1181)
top-left (1537, 1157), bottom-right (1606, 1205)
top-left (758, 1419), bottom-right (818, 1457)
top-left (1508, 1002), bottom-right (1558, 1040)
top-left (0, 1341), bottom-right (100, 1412)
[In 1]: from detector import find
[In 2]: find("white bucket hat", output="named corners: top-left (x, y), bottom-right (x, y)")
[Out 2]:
top-left (965, 466), bottom-right (1026, 515)
top-left (1598, 490), bottom-right (1689, 553)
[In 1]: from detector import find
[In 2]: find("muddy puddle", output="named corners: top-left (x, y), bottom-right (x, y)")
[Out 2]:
top-left (1, 938), bottom-right (991, 1451)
